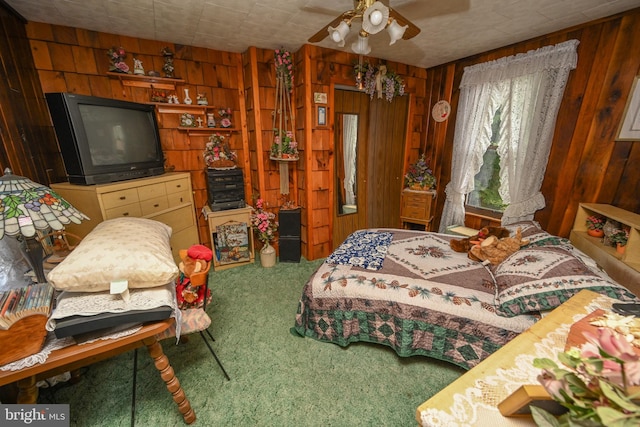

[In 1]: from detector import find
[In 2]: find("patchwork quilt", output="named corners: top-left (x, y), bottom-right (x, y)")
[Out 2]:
top-left (293, 225), bottom-right (636, 369)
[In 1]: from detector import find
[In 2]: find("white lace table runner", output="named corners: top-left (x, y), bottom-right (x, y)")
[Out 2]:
top-left (419, 296), bottom-right (611, 427)
top-left (0, 325), bottom-right (141, 372)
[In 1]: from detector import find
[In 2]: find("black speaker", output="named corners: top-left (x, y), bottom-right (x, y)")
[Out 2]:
top-left (279, 208), bottom-right (301, 237)
top-left (279, 237), bottom-right (301, 263)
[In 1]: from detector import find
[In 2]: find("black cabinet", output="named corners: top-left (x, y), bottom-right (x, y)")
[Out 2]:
top-left (278, 208), bottom-right (301, 263)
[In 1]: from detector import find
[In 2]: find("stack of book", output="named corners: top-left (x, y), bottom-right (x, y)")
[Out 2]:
top-left (0, 283), bottom-right (54, 365)
top-left (0, 283), bottom-right (54, 329)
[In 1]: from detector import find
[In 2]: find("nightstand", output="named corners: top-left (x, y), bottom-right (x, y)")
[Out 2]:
top-left (400, 189), bottom-right (436, 231)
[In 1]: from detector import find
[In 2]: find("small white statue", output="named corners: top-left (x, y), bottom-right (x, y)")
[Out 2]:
top-left (133, 58), bottom-right (145, 75)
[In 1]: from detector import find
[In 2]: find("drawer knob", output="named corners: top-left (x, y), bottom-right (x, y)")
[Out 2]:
top-left (154, 204), bottom-right (159, 208)
top-left (122, 212), bottom-right (129, 216)
top-left (119, 196), bottom-right (126, 200)
top-left (176, 184), bottom-right (182, 188)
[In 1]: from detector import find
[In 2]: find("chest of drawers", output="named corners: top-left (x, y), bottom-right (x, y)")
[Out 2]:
top-left (51, 172), bottom-right (199, 263)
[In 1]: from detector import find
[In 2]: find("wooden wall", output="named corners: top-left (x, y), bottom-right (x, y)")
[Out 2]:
top-left (299, 44), bottom-right (431, 259)
top-left (425, 7), bottom-right (640, 237)
top-left (3, 3), bottom-right (639, 260)
top-left (23, 21), bottom-right (249, 248)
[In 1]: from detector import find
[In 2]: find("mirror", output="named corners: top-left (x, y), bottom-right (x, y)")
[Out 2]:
top-left (336, 113), bottom-right (358, 215)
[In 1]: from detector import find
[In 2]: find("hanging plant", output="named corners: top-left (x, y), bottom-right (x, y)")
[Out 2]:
top-left (274, 48), bottom-right (294, 92)
top-left (354, 62), bottom-right (405, 102)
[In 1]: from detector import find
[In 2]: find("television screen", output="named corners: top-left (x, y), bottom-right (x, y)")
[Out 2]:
top-left (79, 104), bottom-right (159, 166)
top-left (46, 93), bottom-right (165, 185)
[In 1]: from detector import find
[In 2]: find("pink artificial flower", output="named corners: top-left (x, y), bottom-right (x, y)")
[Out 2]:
top-left (116, 62), bottom-right (129, 73)
top-left (256, 199), bottom-right (264, 209)
top-left (583, 328), bottom-right (639, 362)
top-left (538, 369), bottom-right (568, 399)
top-left (220, 118), bottom-right (231, 128)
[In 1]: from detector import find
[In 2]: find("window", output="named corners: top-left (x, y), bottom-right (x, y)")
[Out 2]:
top-left (438, 40), bottom-right (578, 232)
top-left (466, 107), bottom-right (506, 214)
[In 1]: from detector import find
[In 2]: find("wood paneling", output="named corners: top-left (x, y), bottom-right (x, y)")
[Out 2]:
top-left (424, 7), bottom-right (640, 238)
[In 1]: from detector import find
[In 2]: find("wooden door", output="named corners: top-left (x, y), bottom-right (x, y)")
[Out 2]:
top-left (367, 96), bottom-right (409, 228)
top-left (333, 89), bottom-right (369, 248)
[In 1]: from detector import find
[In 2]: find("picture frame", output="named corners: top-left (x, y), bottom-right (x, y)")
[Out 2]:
top-left (616, 76), bottom-right (640, 141)
top-left (316, 105), bottom-right (327, 127)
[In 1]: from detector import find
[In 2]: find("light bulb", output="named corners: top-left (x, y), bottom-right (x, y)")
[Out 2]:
top-left (370, 10), bottom-right (383, 26)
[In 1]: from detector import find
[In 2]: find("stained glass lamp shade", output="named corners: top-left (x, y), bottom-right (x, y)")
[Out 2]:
top-left (0, 168), bottom-right (89, 282)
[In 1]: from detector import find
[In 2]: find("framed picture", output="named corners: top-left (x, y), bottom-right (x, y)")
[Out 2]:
top-left (316, 105), bottom-right (327, 127)
top-left (617, 76), bottom-right (640, 141)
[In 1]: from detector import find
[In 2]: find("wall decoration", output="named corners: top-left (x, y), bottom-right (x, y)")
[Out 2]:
top-left (214, 222), bottom-right (250, 265)
top-left (180, 113), bottom-right (196, 127)
top-left (432, 100), bottom-right (451, 122)
top-left (353, 62), bottom-right (405, 102)
top-left (617, 76), bottom-right (640, 141)
top-left (316, 105), bottom-right (327, 127)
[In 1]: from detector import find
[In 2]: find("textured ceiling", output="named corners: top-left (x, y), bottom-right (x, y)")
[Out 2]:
top-left (5, 0), bottom-right (640, 68)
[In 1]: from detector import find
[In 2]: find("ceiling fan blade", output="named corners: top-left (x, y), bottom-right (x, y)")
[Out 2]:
top-left (389, 7), bottom-right (421, 40)
top-left (308, 11), bottom-right (355, 43)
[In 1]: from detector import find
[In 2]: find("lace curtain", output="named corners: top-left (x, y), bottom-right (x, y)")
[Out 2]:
top-left (439, 40), bottom-right (579, 232)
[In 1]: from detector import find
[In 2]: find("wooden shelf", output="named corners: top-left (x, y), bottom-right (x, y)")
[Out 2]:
top-left (150, 103), bottom-right (215, 114)
top-left (570, 203), bottom-right (640, 296)
top-left (178, 127), bottom-right (239, 134)
top-left (106, 72), bottom-right (184, 90)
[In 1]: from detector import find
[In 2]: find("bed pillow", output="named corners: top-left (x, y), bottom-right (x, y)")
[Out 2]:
top-left (47, 217), bottom-right (179, 292)
top-left (503, 220), bottom-right (572, 249)
top-left (326, 230), bottom-right (393, 270)
top-left (493, 245), bottom-right (637, 317)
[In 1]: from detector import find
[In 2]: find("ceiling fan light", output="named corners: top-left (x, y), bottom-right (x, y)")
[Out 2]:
top-left (387, 19), bottom-right (408, 45)
top-left (362, 1), bottom-right (389, 35)
top-left (328, 20), bottom-right (350, 47)
top-left (351, 34), bottom-right (371, 55)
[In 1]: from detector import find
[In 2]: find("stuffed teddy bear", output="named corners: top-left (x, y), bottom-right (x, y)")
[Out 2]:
top-left (468, 227), bottom-right (529, 265)
top-left (450, 226), bottom-right (510, 253)
top-left (175, 244), bottom-right (213, 310)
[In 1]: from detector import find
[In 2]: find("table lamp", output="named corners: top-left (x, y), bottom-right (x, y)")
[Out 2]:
top-left (0, 168), bottom-right (89, 283)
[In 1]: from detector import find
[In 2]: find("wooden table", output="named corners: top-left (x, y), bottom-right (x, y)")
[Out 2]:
top-left (0, 319), bottom-right (195, 424)
top-left (416, 289), bottom-right (612, 426)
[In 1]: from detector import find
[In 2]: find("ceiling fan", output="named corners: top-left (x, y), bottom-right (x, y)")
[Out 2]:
top-left (308, 0), bottom-right (421, 54)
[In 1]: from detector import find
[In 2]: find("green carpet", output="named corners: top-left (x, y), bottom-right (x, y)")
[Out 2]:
top-left (41, 258), bottom-right (464, 426)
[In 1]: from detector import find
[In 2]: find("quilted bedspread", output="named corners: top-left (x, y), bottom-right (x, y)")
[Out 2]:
top-left (293, 229), bottom-right (540, 370)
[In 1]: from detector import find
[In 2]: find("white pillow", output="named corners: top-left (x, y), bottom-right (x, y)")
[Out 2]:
top-left (47, 217), bottom-right (179, 292)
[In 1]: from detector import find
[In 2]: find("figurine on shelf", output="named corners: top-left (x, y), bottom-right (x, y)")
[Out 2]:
top-left (151, 90), bottom-right (167, 103)
top-left (207, 113), bottom-right (216, 128)
top-left (197, 93), bottom-right (208, 106)
top-left (161, 47), bottom-right (175, 78)
top-left (196, 117), bottom-right (204, 128)
top-left (107, 46), bottom-right (129, 73)
top-left (183, 88), bottom-right (192, 105)
top-left (218, 107), bottom-right (233, 128)
top-left (167, 94), bottom-right (179, 104)
top-left (133, 58), bottom-right (145, 75)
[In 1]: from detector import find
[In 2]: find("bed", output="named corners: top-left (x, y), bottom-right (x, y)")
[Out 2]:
top-left (293, 221), bottom-right (637, 369)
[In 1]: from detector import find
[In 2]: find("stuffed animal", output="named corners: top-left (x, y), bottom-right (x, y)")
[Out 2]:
top-left (175, 244), bottom-right (213, 309)
top-left (450, 226), bottom-right (510, 253)
top-left (468, 227), bottom-right (529, 265)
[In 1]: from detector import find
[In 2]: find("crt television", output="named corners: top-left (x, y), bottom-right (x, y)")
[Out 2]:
top-left (45, 92), bottom-right (165, 185)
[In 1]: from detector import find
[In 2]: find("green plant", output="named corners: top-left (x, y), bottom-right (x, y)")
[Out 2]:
top-left (270, 129), bottom-right (298, 159)
top-left (586, 215), bottom-right (605, 230)
top-left (610, 228), bottom-right (629, 246)
top-left (532, 326), bottom-right (640, 427)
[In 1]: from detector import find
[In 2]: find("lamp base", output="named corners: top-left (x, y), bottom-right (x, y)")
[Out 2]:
top-left (18, 236), bottom-right (47, 284)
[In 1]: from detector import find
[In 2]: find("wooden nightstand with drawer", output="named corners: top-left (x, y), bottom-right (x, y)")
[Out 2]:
top-left (400, 189), bottom-right (436, 231)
